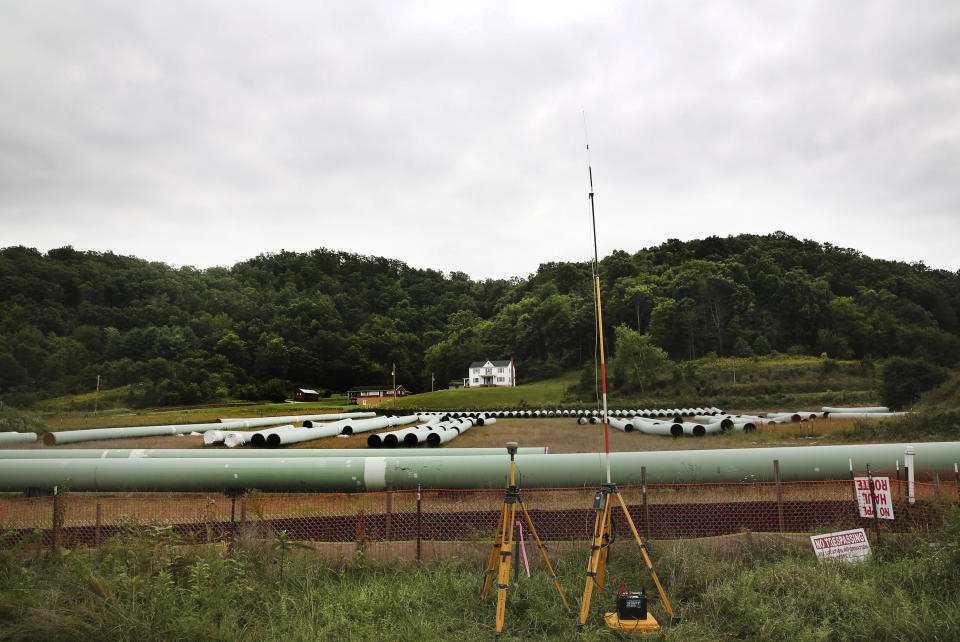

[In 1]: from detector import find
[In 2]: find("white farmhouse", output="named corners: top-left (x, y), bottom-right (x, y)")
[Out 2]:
top-left (466, 359), bottom-right (516, 387)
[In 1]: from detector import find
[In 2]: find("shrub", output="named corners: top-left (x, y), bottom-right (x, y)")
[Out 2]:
top-left (878, 357), bottom-right (949, 410)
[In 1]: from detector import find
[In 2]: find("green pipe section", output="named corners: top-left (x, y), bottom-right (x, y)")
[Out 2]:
top-left (0, 432), bottom-right (38, 444)
top-left (1, 442), bottom-right (959, 492)
top-left (0, 447), bottom-right (548, 459)
top-left (42, 423), bottom-right (230, 446)
top-left (263, 422), bottom-right (349, 447)
top-left (223, 412), bottom-right (376, 428)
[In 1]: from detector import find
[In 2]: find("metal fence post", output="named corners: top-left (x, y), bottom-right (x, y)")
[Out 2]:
top-left (867, 464), bottom-right (882, 546)
top-left (385, 490), bottom-right (392, 541)
top-left (895, 460), bottom-right (902, 504)
top-left (955, 463), bottom-right (959, 502)
top-left (416, 484), bottom-right (422, 563)
top-left (905, 446), bottom-right (916, 505)
top-left (774, 460), bottom-right (784, 534)
top-left (95, 502), bottom-right (102, 547)
top-left (641, 466), bottom-right (649, 538)
top-left (51, 491), bottom-right (62, 552)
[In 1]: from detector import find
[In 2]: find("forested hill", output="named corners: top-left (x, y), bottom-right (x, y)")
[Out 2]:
top-left (1, 233), bottom-right (958, 408)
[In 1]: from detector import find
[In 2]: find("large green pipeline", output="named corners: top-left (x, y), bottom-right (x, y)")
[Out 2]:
top-left (0, 447), bottom-right (548, 460)
top-left (1, 442), bottom-right (958, 492)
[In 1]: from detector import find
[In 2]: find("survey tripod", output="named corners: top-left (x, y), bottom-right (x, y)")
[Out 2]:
top-left (577, 481), bottom-right (677, 629)
top-left (481, 442), bottom-right (570, 636)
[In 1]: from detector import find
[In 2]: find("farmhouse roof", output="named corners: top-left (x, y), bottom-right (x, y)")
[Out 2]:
top-left (297, 388), bottom-right (318, 395)
top-left (469, 360), bottom-right (512, 368)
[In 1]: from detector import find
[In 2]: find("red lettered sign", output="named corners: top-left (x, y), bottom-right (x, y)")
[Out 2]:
top-left (853, 477), bottom-right (895, 520)
top-left (810, 528), bottom-right (871, 562)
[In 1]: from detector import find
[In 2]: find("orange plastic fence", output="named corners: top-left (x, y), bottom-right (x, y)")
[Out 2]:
top-left (1, 479), bottom-right (956, 562)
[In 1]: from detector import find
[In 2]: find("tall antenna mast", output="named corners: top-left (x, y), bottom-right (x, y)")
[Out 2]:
top-left (585, 124), bottom-right (612, 485)
top-left (577, 119), bottom-right (678, 632)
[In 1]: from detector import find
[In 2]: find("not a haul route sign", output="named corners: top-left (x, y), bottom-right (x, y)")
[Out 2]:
top-left (810, 528), bottom-right (871, 563)
top-left (854, 477), bottom-right (895, 519)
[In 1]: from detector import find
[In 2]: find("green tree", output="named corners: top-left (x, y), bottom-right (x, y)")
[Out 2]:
top-left (611, 324), bottom-right (671, 394)
top-left (753, 335), bottom-right (772, 356)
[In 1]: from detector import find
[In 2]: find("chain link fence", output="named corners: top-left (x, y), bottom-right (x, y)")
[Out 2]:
top-left (2, 476), bottom-right (956, 562)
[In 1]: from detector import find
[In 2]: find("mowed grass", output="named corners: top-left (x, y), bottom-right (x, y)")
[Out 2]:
top-left (393, 374), bottom-right (579, 411)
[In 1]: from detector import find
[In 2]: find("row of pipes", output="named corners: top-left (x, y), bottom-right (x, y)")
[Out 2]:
top-left (581, 406), bottom-right (907, 437)
top-left (40, 412), bottom-right (377, 446)
top-left (431, 407), bottom-right (724, 419)
top-left (203, 414), bottom-right (421, 448)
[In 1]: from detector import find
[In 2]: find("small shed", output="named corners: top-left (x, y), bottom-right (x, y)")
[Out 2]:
top-left (293, 388), bottom-right (320, 402)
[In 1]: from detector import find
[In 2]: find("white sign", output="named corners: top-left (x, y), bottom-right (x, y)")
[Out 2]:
top-left (810, 528), bottom-right (871, 562)
top-left (853, 477), bottom-right (895, 519)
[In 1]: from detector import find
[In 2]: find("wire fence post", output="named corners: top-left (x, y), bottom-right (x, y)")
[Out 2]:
top-left (95, 502), bottom-right (102, 547)
top-left (51, 492), bottom-right (62, 552)
top-left (867, 464), bottom-right (882, 547)
top-left (641, 466), bottom-right (649, 538)
top-left (895, 460), bottom-right (901, 505)
top-left (416, 483), bottom-right (422, 563)
top-left (955, 463), bottom-right (959, 502)
top-left (385, 490), bottom-right (392, 541)
top-left (774, 460), bottom-right (784, 534)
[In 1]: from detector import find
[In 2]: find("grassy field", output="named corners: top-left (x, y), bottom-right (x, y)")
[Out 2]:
top-left (2, 511), bottom-right (958, 640)
top-left (393, 374), bottom-right (579, 411)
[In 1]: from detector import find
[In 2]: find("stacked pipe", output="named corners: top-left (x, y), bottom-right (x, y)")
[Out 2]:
top-left (694, 415), bottom-right (757, 431)
top-left (427, 417), bottom-right (487, 447)
top-left (367, 415), bottom-right (441, 448)
top-left (821, 406), bottom-right (906, 419)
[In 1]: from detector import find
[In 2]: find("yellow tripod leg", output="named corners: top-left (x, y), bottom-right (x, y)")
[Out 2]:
top-left (578, 490), bottom-right (613, 628)
top-left (595, 504), bottom-right (612, 596)
top-left (614, 491), bottom-right (676, 621)
top-left (481, 503), bottom-right (508, 599)
top-left (518, 498), bottom-right (570, 612)
top-left (494, 500), bottom-right (517, 634)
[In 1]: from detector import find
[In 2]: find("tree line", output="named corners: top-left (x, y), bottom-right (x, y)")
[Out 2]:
top-left (1, 232), bottom-right (957, 408)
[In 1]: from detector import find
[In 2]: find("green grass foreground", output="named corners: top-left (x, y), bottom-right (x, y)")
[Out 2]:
top-left (2, 511), bottom-right (959, 641)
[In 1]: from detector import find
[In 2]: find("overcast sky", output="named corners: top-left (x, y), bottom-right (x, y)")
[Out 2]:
top-left (1, 1), bottom-right (958, 280)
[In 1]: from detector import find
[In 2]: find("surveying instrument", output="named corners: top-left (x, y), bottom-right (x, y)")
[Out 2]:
top-left (578, 138), bottom-right (677, 633)
top-left (481, 441), bottom-right (570, 636)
